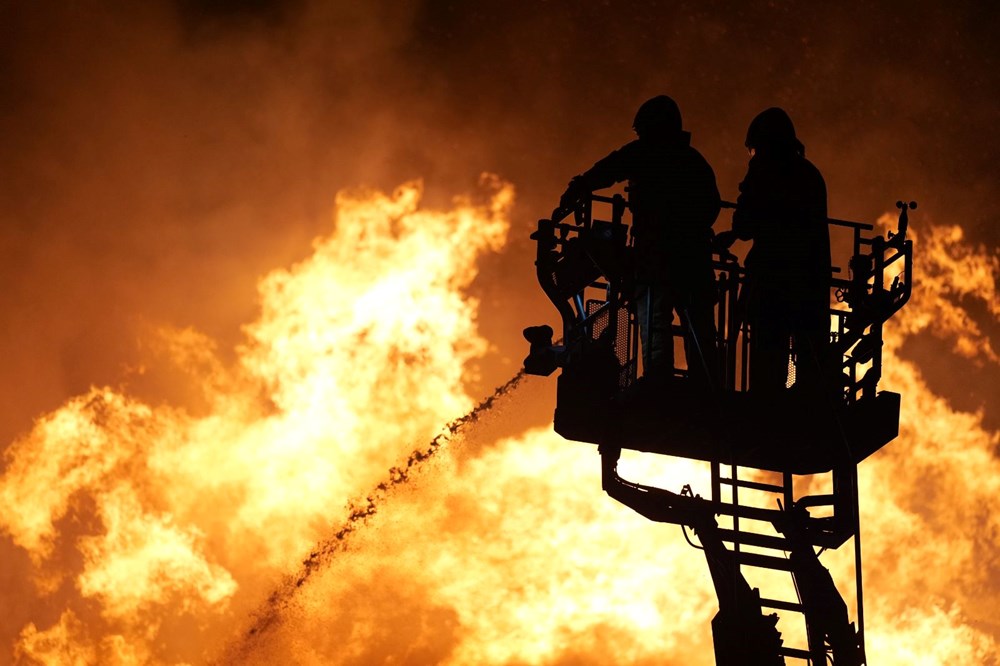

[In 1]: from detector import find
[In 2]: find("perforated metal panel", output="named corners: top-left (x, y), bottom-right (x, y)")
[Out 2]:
top-left (586, 299), bottom-right (635, 389)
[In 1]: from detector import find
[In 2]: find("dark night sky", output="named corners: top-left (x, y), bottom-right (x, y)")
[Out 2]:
top-left (1, 0), bottom-right (997, 443)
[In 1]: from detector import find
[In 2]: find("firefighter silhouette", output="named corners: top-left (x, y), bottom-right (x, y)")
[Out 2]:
top-left (717, 108), bottom-right (832, 395)
top-left (559, 95), bottom-right (721, 386)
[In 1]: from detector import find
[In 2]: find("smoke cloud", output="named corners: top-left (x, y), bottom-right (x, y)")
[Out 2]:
top-left (1, 1), bottom-right (997, 664)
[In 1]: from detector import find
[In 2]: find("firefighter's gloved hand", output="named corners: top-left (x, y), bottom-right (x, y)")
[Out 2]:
top-left (559, 176), bottom-right (589, 210)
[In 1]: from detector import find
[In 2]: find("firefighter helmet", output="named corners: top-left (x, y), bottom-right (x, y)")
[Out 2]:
top-left (745, 107), bottom-right (805, 155)
top-left (632, 95), bottom-right (682, 139)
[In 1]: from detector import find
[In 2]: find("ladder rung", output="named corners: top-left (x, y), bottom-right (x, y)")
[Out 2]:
top-left (735, 551), bottom-right (794, 571)
top-left (713, 502), bottom-right (782, 522)
top-left (719, 477), bottom-right (786, 493)
top-left (779, 646), bottom-right (819, 660)
top-left (760, 597), bottom-right (804, 612)
top-left (714, 503), bottom-right (852, 548)
top-left (715, 528), bottom-right (788, 551)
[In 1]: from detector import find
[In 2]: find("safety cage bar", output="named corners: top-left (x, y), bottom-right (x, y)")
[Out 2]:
top-left (527, 193), bottom-right (914, 406)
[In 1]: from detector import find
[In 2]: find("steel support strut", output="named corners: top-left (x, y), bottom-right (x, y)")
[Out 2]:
top-left (601, 447), bottom-right (784, 665)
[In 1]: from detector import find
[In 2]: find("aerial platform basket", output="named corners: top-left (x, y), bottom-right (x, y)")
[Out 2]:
top-left (524, 193), bottom-right (915, 664)
top-left (525, 194), bottom-right (914, 475)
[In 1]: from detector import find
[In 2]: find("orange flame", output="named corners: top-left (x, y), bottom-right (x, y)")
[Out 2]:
top-left (1, 176), bottom-right (513, 664)
top-left (1, 192), bottom-right (997, 664)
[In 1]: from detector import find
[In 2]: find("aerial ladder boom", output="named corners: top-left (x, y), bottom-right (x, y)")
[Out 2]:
top-left (601, 445), bottom-right (786, 665)
top-left (602, 444), bottom-right (863, 665)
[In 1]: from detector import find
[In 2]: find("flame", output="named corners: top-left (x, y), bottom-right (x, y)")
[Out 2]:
top-left (1, 189), bottom-right (998, 665)
top-left (856, 215), bottom-right (1000, 663)
top-left (877, 215), bottom-right (1000, 363)
top-left (230, 427), bottom-right (718, 666)
top-left (228, 210), bottom-right (1000, 665)
top-left (0, 176), bottom-right (513, 664)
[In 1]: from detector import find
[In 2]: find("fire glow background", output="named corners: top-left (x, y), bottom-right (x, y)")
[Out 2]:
top-left (1, 1), bottom-right (998, 664)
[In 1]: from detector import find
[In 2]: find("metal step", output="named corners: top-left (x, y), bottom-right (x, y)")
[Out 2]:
top-left (760, 597), bottom-right (804, 613)
top-left (715, 528), bottom-right (788, 551)
top-left (719, 476), bottom-right (787, 493)
top-left (778, 645), bottom-right (820, 660)
top-left (712, 501), bottom-right (782, 523)
top-left (735, 551), bottom-right (795, 572)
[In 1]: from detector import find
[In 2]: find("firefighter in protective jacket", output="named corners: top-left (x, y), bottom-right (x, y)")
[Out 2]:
top-left (718, 107), bottom-right (832, 394)
top-left (560, 95), bottom-right (721, 386)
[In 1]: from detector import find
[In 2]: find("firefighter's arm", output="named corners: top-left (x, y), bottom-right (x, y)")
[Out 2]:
top-left (559, 148), bottom-right (628, 209)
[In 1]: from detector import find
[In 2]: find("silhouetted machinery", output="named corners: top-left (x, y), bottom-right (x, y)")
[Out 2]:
top-left (524, 194), bottom-right (915, 665)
